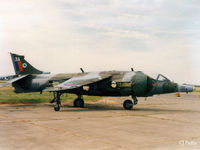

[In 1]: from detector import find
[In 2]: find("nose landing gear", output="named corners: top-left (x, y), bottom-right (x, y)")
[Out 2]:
top-left (132, 96), bottom-right (138, 105)
top-left (123, 96), bottom-right (138, 110)
top-left (123, 100), bottom-right (133, 110)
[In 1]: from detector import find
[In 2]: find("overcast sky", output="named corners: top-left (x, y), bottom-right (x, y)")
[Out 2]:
top-left (0, 0), bottom-right (200, 84)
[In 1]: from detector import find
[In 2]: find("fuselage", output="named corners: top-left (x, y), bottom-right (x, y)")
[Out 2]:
top-left (11, 71), bottom-right (191, 97)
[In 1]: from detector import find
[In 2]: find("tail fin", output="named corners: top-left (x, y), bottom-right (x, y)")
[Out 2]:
top-left (10, 53), bottom-right (43, 75)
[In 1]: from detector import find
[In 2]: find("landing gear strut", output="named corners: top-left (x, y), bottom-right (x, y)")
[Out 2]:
top-left (50, 92), bottom-right (62, 111)
top-left (73, 95), bottom-right (84, 108)
top-left (123, 96), bottom-right (138, 110)
top-left (50, 92), bottom-right (56, 104)
top-left (132, 96), bottom-right (138, 105)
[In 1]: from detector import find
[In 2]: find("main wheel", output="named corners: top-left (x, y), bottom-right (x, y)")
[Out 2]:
top-left (123, 100), bottom-right (133, 110)
top-left (54, 104), bottom-right (60, 111)
top-left (73, 99), bottom-right (84, 108)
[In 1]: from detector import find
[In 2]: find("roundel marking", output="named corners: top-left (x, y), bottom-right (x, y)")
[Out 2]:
top-left (111, 81), bottom-right (117, 88)
top-left (22, 63), bottom-right (27, 68)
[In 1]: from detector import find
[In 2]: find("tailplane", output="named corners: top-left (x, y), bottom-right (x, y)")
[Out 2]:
top-left (10, 53), bottom-right (43, 75)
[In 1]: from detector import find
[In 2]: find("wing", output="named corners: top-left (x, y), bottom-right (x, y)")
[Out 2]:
top-left (0, 75), bottom-right (29, 88)
top-left (44, 72), bottom-right (111, 92)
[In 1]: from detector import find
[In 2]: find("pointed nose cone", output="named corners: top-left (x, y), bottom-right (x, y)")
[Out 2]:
top-left (177, 84), bottom-right (194, 93)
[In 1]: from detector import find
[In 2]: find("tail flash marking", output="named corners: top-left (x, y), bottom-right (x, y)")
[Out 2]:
top-left (14, 61), bottom-right (20, 72)
top-left (17, 61), bottom-right (23, 72)
top-left (15, 61), bottom-right (23, 72)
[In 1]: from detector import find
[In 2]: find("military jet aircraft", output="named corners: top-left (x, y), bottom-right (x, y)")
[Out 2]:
top-left (0, 53), bottom-right (193, 111)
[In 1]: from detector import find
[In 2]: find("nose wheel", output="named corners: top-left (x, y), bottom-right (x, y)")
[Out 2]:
top-left (123, 100), bottom-right (133, 110)
top-left (123, 96), bottom-right (138, 110)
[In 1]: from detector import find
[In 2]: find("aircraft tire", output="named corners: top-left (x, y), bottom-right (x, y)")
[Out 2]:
top-left (54, 105), bottom-right (60, 111)
top-left (123, 100), bottom-right (133, 110)
top-left (74, 99), bottom-right (84, 108)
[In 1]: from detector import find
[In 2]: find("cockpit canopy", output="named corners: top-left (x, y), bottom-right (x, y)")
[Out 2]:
top-left (156, 74), bottom-right (170, 82)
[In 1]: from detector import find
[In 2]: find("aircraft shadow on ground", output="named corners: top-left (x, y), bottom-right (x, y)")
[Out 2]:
top-left (5, 103), bottom-right (194, 113)
top-left (61, 104), bottom-right (123, 112)
top-left (9, 104), bottom-right (38, 107)
top-left (59, 104), bottom-right (190, 113)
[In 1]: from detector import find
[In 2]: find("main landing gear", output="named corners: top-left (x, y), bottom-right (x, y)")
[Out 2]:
top-left (123, 96), bottom-right (138, 110)
top-left (50, 92), bottom-right (62, 111)
top-left (73, 95), bottom-right (84, 108)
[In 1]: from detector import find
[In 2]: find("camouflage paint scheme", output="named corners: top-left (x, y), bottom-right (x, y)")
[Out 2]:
top-left (0, 53), bottom-right (193, 111)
